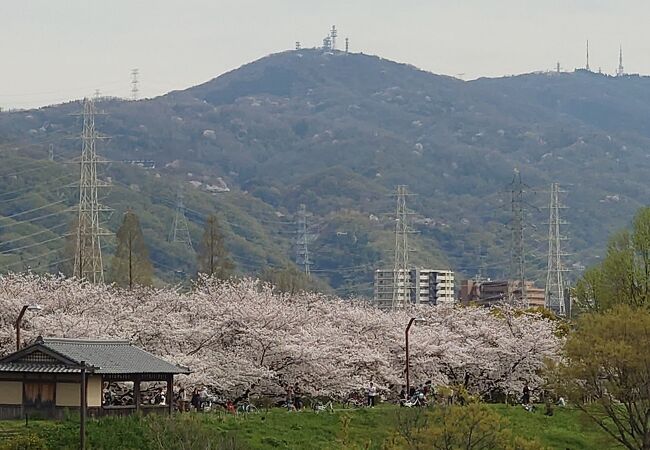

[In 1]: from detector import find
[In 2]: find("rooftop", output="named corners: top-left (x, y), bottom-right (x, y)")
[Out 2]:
top-left (0, 336), bottom-right (189, 375)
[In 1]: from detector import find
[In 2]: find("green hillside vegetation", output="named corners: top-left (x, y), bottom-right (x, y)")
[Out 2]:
top-left (0, 405), bottom-right (619, 450)
top-left (2, 49), bottom-right (650, 293)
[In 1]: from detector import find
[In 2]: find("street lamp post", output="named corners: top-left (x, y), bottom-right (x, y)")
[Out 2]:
top-left (15, 304), bottom-right (42, 351)
top-left (405, 317), bottom-right (425, 397)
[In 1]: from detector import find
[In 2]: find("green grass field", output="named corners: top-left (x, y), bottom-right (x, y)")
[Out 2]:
top-left (0, 404), bottom-right (620, 450)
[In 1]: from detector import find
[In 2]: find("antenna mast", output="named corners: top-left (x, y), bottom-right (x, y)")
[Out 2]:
top-left (586, 40), bottom-right (590, 71)
top-left (330, 25), bottom-right (338, 50)
top-left (73, 99), bottom-right (109, 283)
top-left (131, 68), bottom-right (139, 100)
top-left (545, 183), bottom-right (569, 315)
top-left (617, 44), bottom-right (625, 76)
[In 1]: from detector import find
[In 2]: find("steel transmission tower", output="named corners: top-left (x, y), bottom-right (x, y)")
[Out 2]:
top-left (73, 99), bottom-right (109, 283)
top-left (169, 187), bottom-right (193, 250)
top-left (545, 183), bottom-right (568, 315)
top-left (295, 204), bottom-right (312, 276)
top-left (509, 170), bottom-right (527, 305)
top-left (392, 185), bottom-right (414, 309)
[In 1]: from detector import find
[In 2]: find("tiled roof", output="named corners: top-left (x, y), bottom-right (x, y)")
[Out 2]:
top-left (0, 363), bottom-right (80, 373)
top-left (41, 338), bottom-right (189, 375)
top-left (0, 337), bottom-right (189, 375)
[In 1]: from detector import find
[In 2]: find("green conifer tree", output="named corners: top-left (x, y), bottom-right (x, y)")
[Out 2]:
top-left (110, 209), bottom-right (153, 288)
top-left (197, 214), bottom-right (234, 279)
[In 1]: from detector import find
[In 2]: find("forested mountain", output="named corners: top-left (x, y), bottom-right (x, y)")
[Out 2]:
top-left (2, 49), bottom-right (650, 295)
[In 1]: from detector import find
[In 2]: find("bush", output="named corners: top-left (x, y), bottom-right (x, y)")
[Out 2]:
top-left (0, 434), bottom-right (48, 450)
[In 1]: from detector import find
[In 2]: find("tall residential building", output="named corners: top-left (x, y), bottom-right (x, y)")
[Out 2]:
top-left (374, 268), bottom-right (455, 310)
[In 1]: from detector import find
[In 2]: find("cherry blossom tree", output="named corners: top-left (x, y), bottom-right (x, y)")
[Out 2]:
top-left (0, 273), bottom-right (560, 401)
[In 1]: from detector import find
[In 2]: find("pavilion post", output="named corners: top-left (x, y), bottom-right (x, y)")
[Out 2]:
top-left (134, 375), bottom-right (141, 412)
top-left (167, 374), bottom-right (173, 415)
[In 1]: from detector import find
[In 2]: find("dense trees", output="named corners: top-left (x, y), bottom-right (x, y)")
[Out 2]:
top-left (0, 273), bottom-right (559, 400)
top-left (575, 207), bottom-right (650, 313)
top-left (558, 306), bottom-right (650, 450)
top-left (110, 210), bottom-right (153, 288)
top-left (197, 214), bottom-right (233, 279)
top-left (562, 207), bottom-right (650, 450)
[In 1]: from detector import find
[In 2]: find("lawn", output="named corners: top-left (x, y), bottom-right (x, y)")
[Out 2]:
top-left (0, 404), bottom-right (621, 450)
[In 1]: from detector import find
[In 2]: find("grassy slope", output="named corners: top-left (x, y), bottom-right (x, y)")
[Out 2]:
top-left (0, 404), bottom-right (622, 450)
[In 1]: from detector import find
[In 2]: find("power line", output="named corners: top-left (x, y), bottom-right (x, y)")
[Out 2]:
top-left (0, 200), bottom-right (66, 222)
top-left (0, 235), bottom-right (65, 255)
top-left (0, 208), bottom-right (73, 230)
top-left (0, 222), bottom-right (68, 247)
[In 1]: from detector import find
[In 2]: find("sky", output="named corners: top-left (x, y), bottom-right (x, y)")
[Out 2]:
top-left (2, 0), bottom-right (650, 109)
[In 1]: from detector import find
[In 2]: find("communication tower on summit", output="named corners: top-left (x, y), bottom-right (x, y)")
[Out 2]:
top-left (617, 45), bottom-right (625, 77)
top-left (345, 37), bottom-right (349, 53)
top-left (330, 25), bottom-right (338, 50)
top-left (131, 68), bottom-right (139, 100)
top-left (322, 35), bottom-right (332, 51)
top-left (585, 40), bottom-right (590, 71)
top-left (295, 41), bottom-right (301, 50)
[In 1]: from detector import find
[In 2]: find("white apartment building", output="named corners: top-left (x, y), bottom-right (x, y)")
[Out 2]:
top-left (373, 268), bottom-right (455, 310)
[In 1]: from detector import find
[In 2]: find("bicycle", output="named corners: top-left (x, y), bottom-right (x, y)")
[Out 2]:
top-left (312, 400), bottom-right (335, 414)
top-left (237, 402), bottom-right (258, 414)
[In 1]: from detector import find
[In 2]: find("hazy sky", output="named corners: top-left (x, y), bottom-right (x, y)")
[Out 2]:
top-left (2, 0), bottom-right (650, 109)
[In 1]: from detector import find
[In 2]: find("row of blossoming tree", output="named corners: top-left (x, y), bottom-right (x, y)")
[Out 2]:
top-left (0, 273), bottom-right (560, 401)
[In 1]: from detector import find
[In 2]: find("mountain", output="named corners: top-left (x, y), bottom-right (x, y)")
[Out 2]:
top-left (2, 49), bottom-right (650, 295)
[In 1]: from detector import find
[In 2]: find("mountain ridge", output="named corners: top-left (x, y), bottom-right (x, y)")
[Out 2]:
top-left (1, 49), bottom-right (650, 295)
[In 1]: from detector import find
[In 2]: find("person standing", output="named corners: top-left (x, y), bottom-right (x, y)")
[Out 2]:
top-left (367, 382), bottom-right (377, 407)
top-left (522, 382), bottom-right (530, 406)
top-left (293, 383), bottom-right (303, 410)
top-left (191, 388), bottom-right (202, 411)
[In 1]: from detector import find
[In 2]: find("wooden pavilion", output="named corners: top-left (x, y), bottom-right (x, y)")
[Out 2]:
top-left (0, 336), bottom-right (189, 419)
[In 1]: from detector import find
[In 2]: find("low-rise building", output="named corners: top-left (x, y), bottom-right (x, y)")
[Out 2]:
top-left (459, 279), bottom-right (545, 308)
top-left (374, 268), bottom-right (455, 309)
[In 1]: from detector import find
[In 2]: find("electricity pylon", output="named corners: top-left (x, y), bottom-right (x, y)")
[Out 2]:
top-left (392, 185), bottom-right (415, 309)
top-left (169, 186), bottom-right (193, 250)
top-left (545, 183), bottom-right (569, 315)
top-left (295, 204), bottom-right (312, 276)
top-left (73, 99), bottom-right (110, 283)
top-left (509, 170), bottom-right (527, 306)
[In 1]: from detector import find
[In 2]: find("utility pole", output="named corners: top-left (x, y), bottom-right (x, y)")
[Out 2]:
top-left (168, 186), bottom-right (193, 250)
top-left (545, 183), bottom-right (569, 315)
top-left (131, 68), bottom-right (139, 100)
top-left (392, 185), bottom-right (415, 309)
top-left (74, 99), bottom-right (109, 283)
top-left (295, 204), bottom-right (312, 276)
top-left (509, 170), bottom-right (527, 306)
